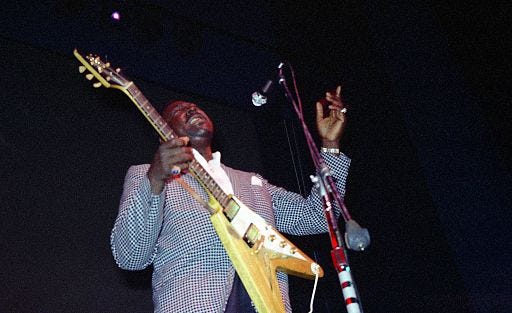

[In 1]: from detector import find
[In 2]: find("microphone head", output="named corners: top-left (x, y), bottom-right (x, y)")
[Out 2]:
top-left (345, 219), bottom-right (371, 251)
top-left (251, 79), bottom-right (273, 106)
top-left (251, 91), bottom-right (267, 106)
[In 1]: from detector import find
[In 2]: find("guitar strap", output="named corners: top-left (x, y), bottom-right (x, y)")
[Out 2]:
top-left (174, 176), bottom-right (216, 215)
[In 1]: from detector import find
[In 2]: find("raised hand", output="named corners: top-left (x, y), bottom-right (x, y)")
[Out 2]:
top-left (315, 85), bottom-right (347, 148)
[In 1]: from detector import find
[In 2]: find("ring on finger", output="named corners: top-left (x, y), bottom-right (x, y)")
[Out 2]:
top-left (170, 165), bottom-right (181, 175)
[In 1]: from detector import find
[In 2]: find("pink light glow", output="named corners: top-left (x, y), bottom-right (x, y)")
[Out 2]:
top-left (111, 11), bottom-right (121, 21)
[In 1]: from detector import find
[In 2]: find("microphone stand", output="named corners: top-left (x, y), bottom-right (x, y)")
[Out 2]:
top-left (277, 63), bottom-right (366, 313)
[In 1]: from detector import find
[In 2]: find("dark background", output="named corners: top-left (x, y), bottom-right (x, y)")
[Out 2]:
top-left (1, 1), bottom-right (510, 313)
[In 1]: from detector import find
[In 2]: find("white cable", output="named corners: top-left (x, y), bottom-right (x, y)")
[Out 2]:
top-left (307, 263), bottom-right (321, 313)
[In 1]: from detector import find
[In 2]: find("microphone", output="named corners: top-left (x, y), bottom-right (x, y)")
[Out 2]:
top-left (251, 62), bottom-right (286, 106)
top-left (251, 79), bottom-right (273, 106)
top-left (344, 219), bottom-right (371, 251)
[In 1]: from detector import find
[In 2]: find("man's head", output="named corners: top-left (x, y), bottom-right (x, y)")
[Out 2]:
top-left (162, 100), bottom-right (214, 145)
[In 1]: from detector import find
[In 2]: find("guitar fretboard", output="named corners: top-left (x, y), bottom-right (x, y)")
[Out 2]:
top-left (127, 84), bottom-right (175, 140)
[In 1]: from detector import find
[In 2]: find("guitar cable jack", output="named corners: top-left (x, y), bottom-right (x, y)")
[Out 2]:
top-left (307, 263), bottom-right (321, 313)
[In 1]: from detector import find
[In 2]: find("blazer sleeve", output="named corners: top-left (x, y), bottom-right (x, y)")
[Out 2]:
top-left (110, 164), bottom-right (165, 270)
top-left (268, 152), bottom-right (351, 235)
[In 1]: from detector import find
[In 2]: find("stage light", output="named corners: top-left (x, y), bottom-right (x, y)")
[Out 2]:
top-left (111, 11), bottom-right (121, 21)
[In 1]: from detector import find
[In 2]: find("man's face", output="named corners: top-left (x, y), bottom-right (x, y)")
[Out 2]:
top-left (162, 101), bottom-right (214, 140)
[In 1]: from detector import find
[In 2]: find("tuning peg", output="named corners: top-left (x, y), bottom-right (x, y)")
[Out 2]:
top-left (106, 76), bottom-right (111, 81)
top-left (105, 62), bottom-right (111, 68)
top-left (85, 74), bottom-right (94, 80)
top-left (93, 82), bottom-right (102, 88)
top-left (79, 66), bottom-right (86, 73)
top-left (116, 68), bottom-right (121, 73)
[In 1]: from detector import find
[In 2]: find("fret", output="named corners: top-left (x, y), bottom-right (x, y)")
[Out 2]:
top-left (161, 128), bottom-right (175, 140)
top-left (212, 184), bottom-right (222, 200)
top-left (212, 185), bottom-right (225, 203)
top-left (206, 177), bottom-right (215, 190)
top-left (134, 96), bottom-right (151, 114)
top-left (128, 85), bottom-right (140, 96)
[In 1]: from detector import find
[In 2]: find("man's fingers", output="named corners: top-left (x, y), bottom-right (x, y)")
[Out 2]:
top-left (162, 136), bottom-right (188, 146)
top-left (167, 137), bottom-right (189, 147)
top-left (316, 101), bottom-right (325, 123)
top-left (178, 136), bottom-right (190, 145)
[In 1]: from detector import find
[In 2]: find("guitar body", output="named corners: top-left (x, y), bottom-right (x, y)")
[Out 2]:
top-left (204, 193), bottom-right (322, 313)
top-left (74, 49), bottom-right (323, 313)
top-left (211, 211), bottom-right (287, 313)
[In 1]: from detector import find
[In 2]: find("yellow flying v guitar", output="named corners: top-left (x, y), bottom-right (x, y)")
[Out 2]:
top-left (73, 49), bottom-right (323, 313)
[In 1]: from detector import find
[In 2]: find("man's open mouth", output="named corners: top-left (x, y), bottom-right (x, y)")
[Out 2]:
top-left (188, 115), bottom-right (204, 125)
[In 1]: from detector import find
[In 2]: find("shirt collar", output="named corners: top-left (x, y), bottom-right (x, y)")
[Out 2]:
top-left (208, 151), bottom-right (222, 169)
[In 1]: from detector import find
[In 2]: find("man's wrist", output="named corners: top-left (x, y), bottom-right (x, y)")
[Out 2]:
top-left (147, 171), bottom-right (166, 195)
top-left (320, 139), bottom-right (340, 148)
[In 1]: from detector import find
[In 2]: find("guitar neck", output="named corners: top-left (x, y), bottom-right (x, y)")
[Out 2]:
top-left (126, 84), bottom-right (175, 141)
top-left (125, 84), bottom-right (232, 209)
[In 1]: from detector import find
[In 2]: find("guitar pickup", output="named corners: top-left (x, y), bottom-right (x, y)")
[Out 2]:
top-left (243, 223), bottom-right (260, 248)
top-left (223, 196), bottom-right (240, 221)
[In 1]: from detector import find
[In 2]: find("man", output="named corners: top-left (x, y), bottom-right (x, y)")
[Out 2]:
top-left (110, 86), bottom-right (351, 312)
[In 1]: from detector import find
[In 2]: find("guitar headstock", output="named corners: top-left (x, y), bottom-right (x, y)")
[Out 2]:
top-left (73, 49), bottom-right (131, 90)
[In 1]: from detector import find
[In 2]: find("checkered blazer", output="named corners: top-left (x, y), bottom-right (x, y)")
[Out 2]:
top-left (111, 152), bottom-right (350, 313)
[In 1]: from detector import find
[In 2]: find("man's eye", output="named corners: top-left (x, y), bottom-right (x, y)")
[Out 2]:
top-left (170, 108), bottom-right (185, 118)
